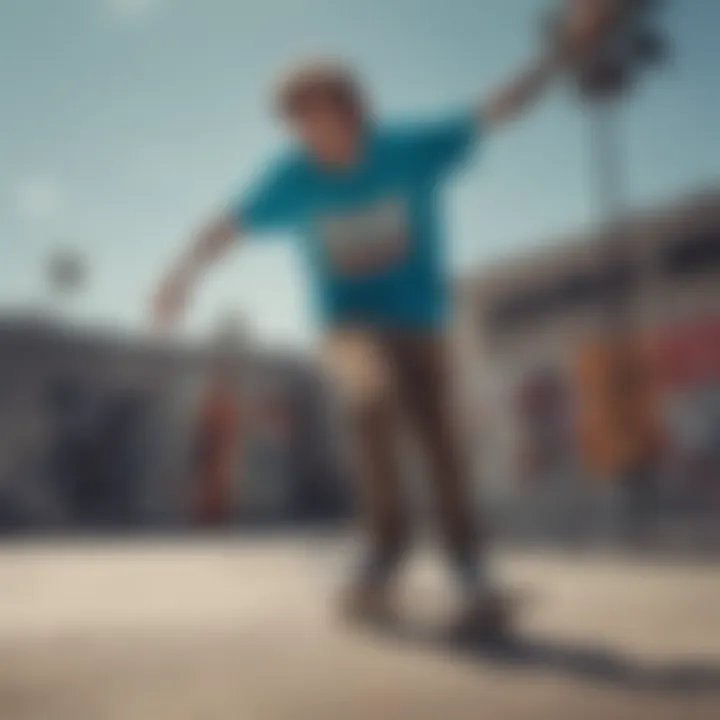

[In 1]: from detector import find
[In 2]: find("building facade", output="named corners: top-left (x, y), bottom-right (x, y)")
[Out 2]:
top-left (0, 318), bottom-right (351, 532)
top-left (458, 188), bottom-right (720, 538)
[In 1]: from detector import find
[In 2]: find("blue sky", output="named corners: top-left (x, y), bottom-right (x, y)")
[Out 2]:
top-left (1, 0), bottom-right (718, 347)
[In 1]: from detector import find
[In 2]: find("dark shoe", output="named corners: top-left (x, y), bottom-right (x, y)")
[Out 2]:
top-left (451, 589), bottom-right (513, 644)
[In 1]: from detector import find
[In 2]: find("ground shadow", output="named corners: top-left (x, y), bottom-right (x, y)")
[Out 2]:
top-left (366, 618), bottom-right (720, 695)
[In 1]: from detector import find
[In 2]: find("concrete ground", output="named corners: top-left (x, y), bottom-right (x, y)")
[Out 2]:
top-left (0, 537), bottom-right (718, 720)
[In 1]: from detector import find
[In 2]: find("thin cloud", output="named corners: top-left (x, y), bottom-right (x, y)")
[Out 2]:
top-left (106, 0), bottom-right (164, 20)
top-left (13, 177), bottom-right (65, 224)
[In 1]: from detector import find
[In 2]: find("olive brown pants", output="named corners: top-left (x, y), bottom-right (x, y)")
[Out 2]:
top-left (325, 329), bottom-right (479, 572)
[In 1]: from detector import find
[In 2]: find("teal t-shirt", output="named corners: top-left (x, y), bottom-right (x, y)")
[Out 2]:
top-left (232, 113), bottom-right (481, 329)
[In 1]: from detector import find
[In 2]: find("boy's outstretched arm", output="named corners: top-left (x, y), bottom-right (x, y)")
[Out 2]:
top-left (480, 51), bottom-right (564, 130)
top-left (152, 214), bottom-right (239, 330)
top-left (481, 0), bottom-right (618, 130)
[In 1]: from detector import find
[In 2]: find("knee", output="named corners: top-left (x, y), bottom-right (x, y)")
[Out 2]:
top-left (324, 332), bottom-right (393, 419)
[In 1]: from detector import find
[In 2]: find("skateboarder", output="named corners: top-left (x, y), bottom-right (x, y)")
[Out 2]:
top-left (153, 3), bottom-right (614, 632)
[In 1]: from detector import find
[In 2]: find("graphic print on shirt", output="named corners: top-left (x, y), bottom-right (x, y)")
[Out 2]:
top-left (316, 197), bottom-right (410, 277)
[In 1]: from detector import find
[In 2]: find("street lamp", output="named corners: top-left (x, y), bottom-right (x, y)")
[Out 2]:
top-left (548, 0), bottom-right (670, 235)
top-left (574, 0), bottom-right (669, 319)
top-left (543, 0), bottom-right (670, 331)
top-left (549, 1), bottom-right (671, 536)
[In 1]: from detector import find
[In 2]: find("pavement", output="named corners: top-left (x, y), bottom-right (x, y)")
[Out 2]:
top-left (0, 536), bottom-right (719, 720)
